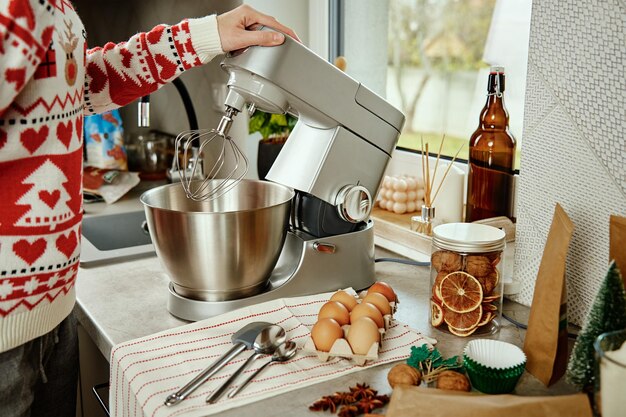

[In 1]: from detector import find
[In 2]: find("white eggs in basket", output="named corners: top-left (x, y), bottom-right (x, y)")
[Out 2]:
top-left (377, 175), bottom-right (425, 214)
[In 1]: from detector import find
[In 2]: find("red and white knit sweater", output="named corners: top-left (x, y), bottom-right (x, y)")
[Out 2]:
top-left (0, 0), bottom-right (223, 353)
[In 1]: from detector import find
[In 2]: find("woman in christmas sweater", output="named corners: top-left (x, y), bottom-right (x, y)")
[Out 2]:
top-left (0, 1), bottom-right (297, 415)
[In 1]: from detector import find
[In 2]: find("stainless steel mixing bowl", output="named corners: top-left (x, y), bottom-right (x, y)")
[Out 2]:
top-left (140, 180), bottom-right (294, 301)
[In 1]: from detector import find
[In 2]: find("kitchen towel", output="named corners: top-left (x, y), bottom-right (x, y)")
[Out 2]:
top-left (109, 290), bottom-right (434, 417)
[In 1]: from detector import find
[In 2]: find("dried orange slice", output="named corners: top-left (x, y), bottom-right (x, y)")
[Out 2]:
top-left (431, 300), bottom-right (444, 327)
top-left (443, 304), bottom-right (483, 331)
top-left (440, 272), bottom-right (483, 313)
top-left (477, 311), bottom-right (493, 327)
top-left (478, 270), bottom-right (500, 295)
top-left (482, 303), bottom-right (498, 311)
top-left (483, 293), bottom-right (501, 303)
top-left (448, 324), bottom-right (478, 337)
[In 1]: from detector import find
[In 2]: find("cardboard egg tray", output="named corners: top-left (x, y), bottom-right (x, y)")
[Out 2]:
top-left (302, 313), bottom-right (393, 366)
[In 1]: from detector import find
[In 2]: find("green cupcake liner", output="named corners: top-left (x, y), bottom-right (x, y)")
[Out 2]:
top-left (462, 340), bottom-right (526, 394)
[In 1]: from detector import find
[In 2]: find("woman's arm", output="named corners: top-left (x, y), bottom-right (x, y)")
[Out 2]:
top-left (0, 0), bottom-right (56, 116)
top-left (84, 16), bottom-right (222, 115)
top-left (84, 5), bottom-right (300, 115)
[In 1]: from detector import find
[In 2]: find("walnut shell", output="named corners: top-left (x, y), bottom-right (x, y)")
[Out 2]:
top-left (436, 370), bottom-right (471, 392)
top-left (464, 255), bottom-right (493, 277)
top-left (431, 251), bottom-right (463, 273)
top-left (387, 364), bottom-right (421, 388)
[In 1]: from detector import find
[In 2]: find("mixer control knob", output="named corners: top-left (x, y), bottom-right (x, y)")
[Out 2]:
top-left (335, 185), bottom-right (372, 223)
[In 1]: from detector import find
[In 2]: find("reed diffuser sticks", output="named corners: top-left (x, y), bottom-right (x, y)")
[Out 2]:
top-left (413, 135), bottom-right (464, 236)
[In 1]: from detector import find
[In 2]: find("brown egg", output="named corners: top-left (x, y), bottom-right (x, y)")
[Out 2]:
top-left (350, 302), bottom-right (384, 328)
top-left (311, 318), bottom-right (344, 352)
top-left (318, 301), bottom-right (350, 326)
top-left (347, 317), bottom-right (380, 355)
top-left (362, 292), bottom-right (392, 316)
top-left (368, 281), bottom-right (397, 303)
top-left (330, 290), bottom-right (358, 312)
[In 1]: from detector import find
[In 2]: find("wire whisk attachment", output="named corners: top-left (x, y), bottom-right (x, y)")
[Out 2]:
top-left (174, 107), bottom-right (248, 201)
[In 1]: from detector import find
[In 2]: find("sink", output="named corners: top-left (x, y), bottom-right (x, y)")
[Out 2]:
top-left (80, 211), bottom-right (155, 266)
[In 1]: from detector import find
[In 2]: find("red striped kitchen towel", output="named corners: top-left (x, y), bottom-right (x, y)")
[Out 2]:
top-left (109, 290), bottom-right (435, 417)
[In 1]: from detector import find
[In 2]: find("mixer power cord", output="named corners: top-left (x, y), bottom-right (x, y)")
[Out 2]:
top-left (374, 257), bottom-right (430, 267)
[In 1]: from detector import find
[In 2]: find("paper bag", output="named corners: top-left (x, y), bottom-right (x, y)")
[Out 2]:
top-left (385, 386), bottom-right (592, 417)
top-left (610, 215), bottom-right (626, 287)
top-left (523, 203), bottom-right (574, 386)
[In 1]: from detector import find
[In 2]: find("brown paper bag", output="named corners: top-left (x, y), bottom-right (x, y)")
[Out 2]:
top-left (523, 203), bottom-right (574, 386)
top-left (385, 386), bottom-right (592, 417)
top-left (610, 215), bottom-right (626, 288)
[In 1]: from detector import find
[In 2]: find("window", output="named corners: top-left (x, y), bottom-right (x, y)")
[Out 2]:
top-left (336, 0), bottom-right (532, 168)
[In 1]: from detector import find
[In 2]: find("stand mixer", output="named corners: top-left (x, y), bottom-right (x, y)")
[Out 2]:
top-left (166, 28), bottom-right (405, 321)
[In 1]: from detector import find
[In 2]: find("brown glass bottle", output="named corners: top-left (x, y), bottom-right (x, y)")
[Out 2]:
top-left (465, 66), bottom-right (516, 222)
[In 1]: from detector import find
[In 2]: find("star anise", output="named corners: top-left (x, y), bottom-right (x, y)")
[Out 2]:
top-left (309, 395), bottom-right (337, 413)
top-left (337, 404), bottom-right (360, 417)
top-left (355, 394), bottom-right (390, 414)
top-left (331, 391), bottom-right (356, 406)
top-left (349, 383), bottom-right (377, 400)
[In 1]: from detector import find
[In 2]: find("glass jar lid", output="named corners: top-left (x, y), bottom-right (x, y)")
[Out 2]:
top-left (433, 223), bottom-right (506, 253)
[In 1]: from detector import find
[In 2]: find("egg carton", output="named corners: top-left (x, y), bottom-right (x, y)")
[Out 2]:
top-left (302, 314), bottom-right (393, 366)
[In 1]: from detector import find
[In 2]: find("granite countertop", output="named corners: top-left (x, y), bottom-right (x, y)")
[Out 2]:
top-left (75, 188), bottom-right (578, 416)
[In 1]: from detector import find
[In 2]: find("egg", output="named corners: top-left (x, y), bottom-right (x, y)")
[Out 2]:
top-left (311, 318), bottom-right (344, 352)
top-left (318, 301), bottom-right (350, 325)
top-left (368, 281), bottom-right (397, 303)
top-left (330, 290), bottom-right (358, 311)
top-left (362, 292), bottom-right (392, 316)
top-left (350, 302), bottom-right (384, 328)
top-left (346, 317), bottom-right (380, 355)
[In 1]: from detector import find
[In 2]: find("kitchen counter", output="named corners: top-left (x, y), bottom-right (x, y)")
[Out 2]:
top-left (75, 187), bottom-right (578, 416)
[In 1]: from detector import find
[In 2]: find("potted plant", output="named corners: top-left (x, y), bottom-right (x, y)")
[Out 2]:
top-left (249, 110), bottom-right (297, 180)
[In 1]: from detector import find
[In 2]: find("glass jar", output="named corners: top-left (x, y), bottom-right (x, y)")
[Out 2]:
top-left (430, 223), bottom-right (506, 337)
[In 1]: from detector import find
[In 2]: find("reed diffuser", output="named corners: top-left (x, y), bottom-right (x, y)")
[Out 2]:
top-left (412, 136), bottom-right (464, 236)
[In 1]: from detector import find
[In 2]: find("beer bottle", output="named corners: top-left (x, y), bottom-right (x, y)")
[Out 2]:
top-left (465, 66), bottom-right (516, 222)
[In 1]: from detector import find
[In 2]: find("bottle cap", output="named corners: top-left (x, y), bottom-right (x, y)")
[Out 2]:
top-left (490, 66), bottom-right (505, 74)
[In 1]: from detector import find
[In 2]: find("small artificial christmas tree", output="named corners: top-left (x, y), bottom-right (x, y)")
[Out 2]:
top-left (566, 261), bottom-right (626, 390)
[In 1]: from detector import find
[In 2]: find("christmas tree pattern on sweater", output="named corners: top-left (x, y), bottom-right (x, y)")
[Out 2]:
top-left (0, 0), bottom-right (222, 351)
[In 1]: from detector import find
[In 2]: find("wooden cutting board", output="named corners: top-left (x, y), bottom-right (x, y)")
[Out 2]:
top-left (370, 207), bottom-right (432, 255)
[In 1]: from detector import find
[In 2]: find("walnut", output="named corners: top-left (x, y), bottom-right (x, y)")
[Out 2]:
top-left (387, 364), bottom-right (421, 388)
top-left (476, 269), bottom-right (499, 294)
top-left (431, 251), bottom-right (463, 273)
top-left (435, 370), bottom-right (471, 392)
top-left (465, 255), bottom-right (493, 277)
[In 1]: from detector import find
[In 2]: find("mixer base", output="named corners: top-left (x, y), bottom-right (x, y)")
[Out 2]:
top-left (167, 220), bottom-right (377, 321)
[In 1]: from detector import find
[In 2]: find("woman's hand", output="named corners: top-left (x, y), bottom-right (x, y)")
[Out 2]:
top-left (217, 5), bottom-right (300, 52)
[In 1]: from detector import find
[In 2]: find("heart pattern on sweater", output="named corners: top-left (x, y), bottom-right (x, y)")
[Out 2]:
top-left (39, 189), bottom-right (60, 209)
top-left (75, 116), bottom-right (83, 142)
top-left (87, 62), bottom-right (107, 94)
top-left (13, 239), bottom-right (47, 266)
top-left (146, 25), bottom-right (166, 44)
top-left (20, 126), bottom-right (49, 154)
top-left (56, 231), bottom-right (77, 259)
top-left (155, 54), bottom-right (177, 81)
top-left (56, 120), bottom-right (73, 148)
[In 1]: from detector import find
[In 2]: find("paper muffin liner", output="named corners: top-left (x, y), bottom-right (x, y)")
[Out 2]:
top-left (463, 339), bottom-right (526, 394)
